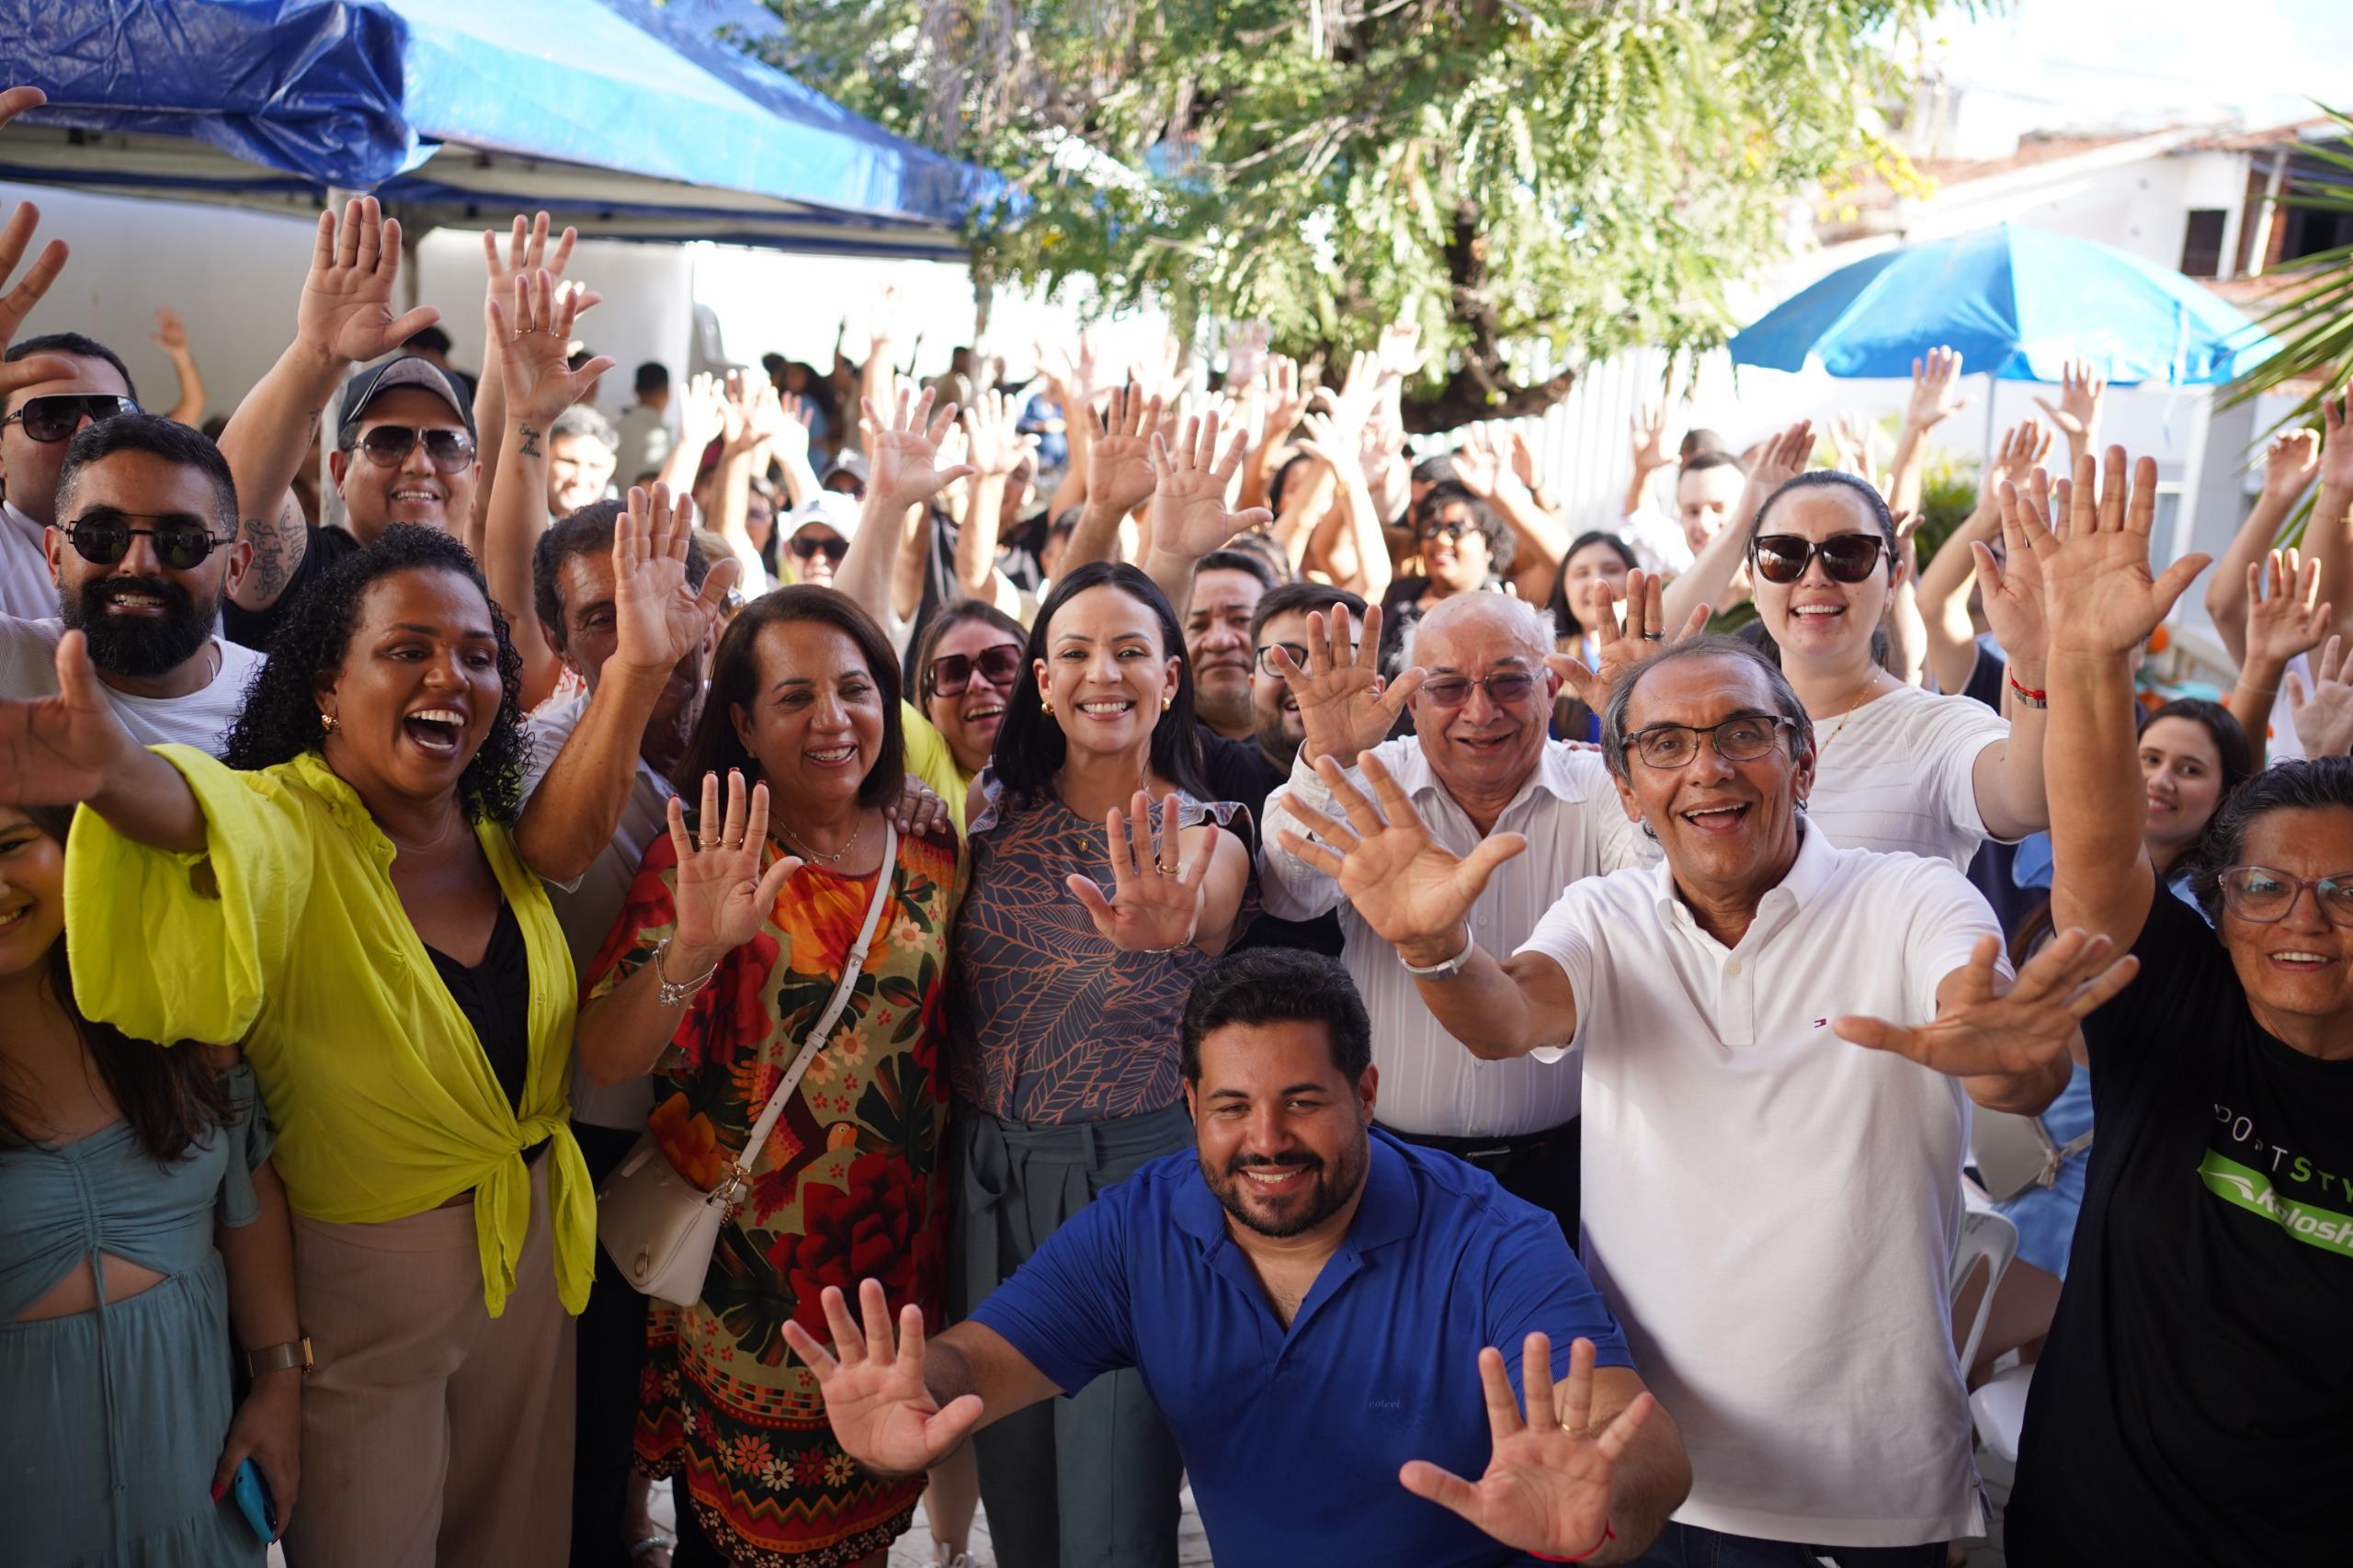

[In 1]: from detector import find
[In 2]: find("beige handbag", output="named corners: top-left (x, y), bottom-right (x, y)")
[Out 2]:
top-left (596, 824), bottom-right (896, 1306)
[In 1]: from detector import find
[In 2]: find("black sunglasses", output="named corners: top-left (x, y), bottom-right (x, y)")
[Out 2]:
top-left (790, 535), bottom-right (849, 563)
top-left (63, 509), bottom-right (232, 571)
top-left (4, 393), bottom-right (141, 443)
top-left (926, 642), bottom-right (1023, 698)
top-left (1750, 533), bottom-right (1887, 585)
top-left (346, 425), bottom-right (477, 473)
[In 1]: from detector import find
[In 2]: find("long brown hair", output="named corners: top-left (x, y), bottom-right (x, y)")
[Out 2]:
top-left (0, 807), bottom-right (238, 1164)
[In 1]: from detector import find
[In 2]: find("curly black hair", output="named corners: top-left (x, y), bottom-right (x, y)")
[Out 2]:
top-left (222, 525), bottom-right (530, 823)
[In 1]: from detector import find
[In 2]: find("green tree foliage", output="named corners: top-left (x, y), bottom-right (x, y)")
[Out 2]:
top-left (756, 0), bottom-right (1962, 426)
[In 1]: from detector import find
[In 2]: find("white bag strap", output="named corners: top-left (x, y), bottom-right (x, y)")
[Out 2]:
top-left (725, 823), bottom-right (898, 1202)
top-left (2032, 1115), bottom-right (2095, 1188)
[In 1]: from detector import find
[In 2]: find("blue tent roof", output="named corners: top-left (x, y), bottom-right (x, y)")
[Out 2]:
top-left (0, 0), bottom-right (991, 253)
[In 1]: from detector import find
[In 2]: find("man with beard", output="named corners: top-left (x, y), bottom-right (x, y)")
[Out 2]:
top-left (1187, 548), bottom-right (1275, 742)
top-left (0, 415), bottom-right (259, 754)
top-left (1, 332), bottom-right (142, 619)
top-left (783, 949), bottom-right (1692, 1568)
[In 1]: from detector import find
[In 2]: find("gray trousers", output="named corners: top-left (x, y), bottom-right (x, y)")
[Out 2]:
top-left (949, 1104), bottom-right (1190, 1568)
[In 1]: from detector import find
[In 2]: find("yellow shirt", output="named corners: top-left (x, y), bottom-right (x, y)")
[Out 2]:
top-left (65, 746), bottom-right (592, 1318)
top-left (900, 701), bottom-right (974, 835)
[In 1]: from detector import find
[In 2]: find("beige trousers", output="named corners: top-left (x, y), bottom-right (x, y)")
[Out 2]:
top-left (280, 1155), bottom-right (576, 1568)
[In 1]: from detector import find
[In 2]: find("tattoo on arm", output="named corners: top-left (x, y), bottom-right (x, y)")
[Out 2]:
top-left (240, 510), bottom-right (296, 603)
top-left (517, 421), bottom-right (544, 459)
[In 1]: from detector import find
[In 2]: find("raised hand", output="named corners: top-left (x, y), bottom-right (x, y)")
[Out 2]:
top-left (677, 371), bottom-right (728, 456)
top-left (1293, 409), bottom-right (1365, 485)
top-left (1035, 329), bottom-right (1101, 411)
top-left (1545, 569), bottom-right (1705, 710)
top-left (860, 383), bottom-right (974, 514)
top-left (2031, 358), bottom-right (2107, 457)
top-left (0, 189), bottom-right (69, 352)
top-left (1984, 419), bottom-right (2052, 501)
top-left (1727, 418), bottom-right (1816, 536)
top-left (1259, 355), bottom-right (1313, 446)
top-left (1903, 346), bottom-right (1969, 431)
top-left (1378, 321), bottom-right (1426, 381)
top-left (1834, 929), bottom-right (2136, 1083)
top-left (1275, 751), bottom-right (1527, 960)
top-left (1507, 425), bottom-right (1544, 494)
top-left (1970, 483), bottom-right (2052, 682)
top-left (150, 307), bottom-right (190, 356)
top-left (767, 392), bottom-right (815, 470)
top-left (962, 387), bottom-right (1038, 479)
top-left (1267, 603), bottom-right (1422, 767)
top-left (1826, 411), bottom-right (1874, 479)
top-left (612, 483), bottom-right (737, 678)
top-left (2286, 635), bottom-right (2353, 758)
top-left (2321, 388), bottom-right (2353, 494)
top-left (665, 769), bottom-right (803, 965)
top-left (1085, 378), bottom-right (1165, 517)
top-left (1448, 425), bottom-right (1503, 499)
top-left (1149, 411), bottom-right (1272, 559)
top-left (2258, 427), bottom-right (2320, 503)
top-left (1629, 402), bottom-right (1674, 479)
top-left (298, 196), bottom-right (439, 366)
top-left (486, 267), bottom-right (611, 425)
top-left (0, 631), bottom-right (137, 807)
top-left (1065, 790), bottom-right (1214, 952)
top-left (782, 1279), bottom-right (983, 1479)
top-left (481, 211), bottom-right (597, 330)
top-left (2024, 448), bottom-right (2211, 659)
top-left (1399, 1335), bottom-right (1653, 1561)
top-left (2243, 548), bottom-right (2331, 670)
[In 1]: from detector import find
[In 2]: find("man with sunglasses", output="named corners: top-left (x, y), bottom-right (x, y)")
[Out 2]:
top-left (1278, 632), bottom-right (2138, 1567)
top-left (0, 414), bottom-right (259, 755)
top-left (0, 331), bottom-right (142, 620)
top-left (1260, 590), bottom-right (1652, 1240)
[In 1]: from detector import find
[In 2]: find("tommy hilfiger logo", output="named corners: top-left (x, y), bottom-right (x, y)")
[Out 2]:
top-left (1811, 1018), bottom-right (1828, 1028)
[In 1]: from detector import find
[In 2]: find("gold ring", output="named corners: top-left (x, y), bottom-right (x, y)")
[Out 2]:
top-left (1156, 863), bottom-right (1180, 877)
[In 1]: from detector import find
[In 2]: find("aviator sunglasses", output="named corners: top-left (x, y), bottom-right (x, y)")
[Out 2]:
top-left (4, 393), bottom-right (141, 443)
top-left (344, 425), bottom-right (478, 473)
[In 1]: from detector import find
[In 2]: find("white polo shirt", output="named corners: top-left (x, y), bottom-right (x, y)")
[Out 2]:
top-left (1516, 823), bottom-right (1999, 1547)
top-left (0, 500), bottom-right (58, 621)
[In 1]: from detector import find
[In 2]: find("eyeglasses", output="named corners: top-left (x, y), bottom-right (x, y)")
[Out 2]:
top-left (1749, 533), bottom-right (1887, 585)
top-left (1624, 713), bottom-right (1795, 769)
top-left (926, 642), bottom-right (1023, 698)
top-left (1255, 641), bottom-right (1360, 676)
top-left (790, 535), bottom-right (849, 563)
top-left (4, 393), bottom-right (141, 443)
top-left (1416, 670), bottom-right (1540, 710)
top-left (63, 509), bottom-right (231, 571)
top-left (346, 425), bottom-right (477, 472)
top-left (2215, 866), bottom-right (2353, 928)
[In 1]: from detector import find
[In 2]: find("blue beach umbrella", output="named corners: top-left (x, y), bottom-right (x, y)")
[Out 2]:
top-left (1730, 222), bottom-right (2274, 387)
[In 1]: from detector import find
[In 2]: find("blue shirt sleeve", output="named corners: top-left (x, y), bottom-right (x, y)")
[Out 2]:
top-left (1482, 1206), bottom-right (1635, 1395)
top-left (966, 1179), bottom-right (1141, 1396)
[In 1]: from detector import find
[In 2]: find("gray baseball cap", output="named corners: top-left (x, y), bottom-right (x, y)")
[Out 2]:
top-left (336, 354), bottom-right (476, 448)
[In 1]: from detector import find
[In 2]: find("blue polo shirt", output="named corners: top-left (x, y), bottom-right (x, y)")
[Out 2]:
top-left (967, 1130), bottom-right (1634, 1568)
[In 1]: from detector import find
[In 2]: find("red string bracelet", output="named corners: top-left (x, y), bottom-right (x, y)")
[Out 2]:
top-left (1529, 1522), bottom-right (1616, 1562)
top-left (2008, 672), bottom-right (2049, 709)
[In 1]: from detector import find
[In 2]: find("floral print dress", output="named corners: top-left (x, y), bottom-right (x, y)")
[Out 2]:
top-left (585, 821), bottom-right (961, 1568)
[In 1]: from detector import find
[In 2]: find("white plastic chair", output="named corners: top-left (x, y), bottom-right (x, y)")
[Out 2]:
top-left (1949, 1204), bottom-right (2018, 1380)
top-left (1970, 1361), bottom-right (2034, 1465)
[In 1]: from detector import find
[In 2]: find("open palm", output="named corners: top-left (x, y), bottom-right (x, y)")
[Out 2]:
top-left (1087, 379), bottom-right (1164, 517)
top-left (2024, 449), bottom-right (2210, 659)
top-left (0, 631), bottom-right (133, 806)
top-left (1275, 752), bottom-right (1524, 955)
top-left (1267, 604), bottom-right (1421, 767)
top-left (1835, 929), bottom-right (2137, 1082)
top-left (488, 268), bottom-right (610, 424)
top-left (666, 771), bottom-right (802, 958)
top-left (299, 196), bottom-right (438, 364)
top-left (612, 484), bottom-right (736, 676)
top-left (783, 1280), bottom-right (983, 1478)
top-left (1065, 792), bottom-right (1212, 952)
top-left (1149, 410), bottom-right (1270, 559)
top-left (862, 384), bottom-right (973, 515)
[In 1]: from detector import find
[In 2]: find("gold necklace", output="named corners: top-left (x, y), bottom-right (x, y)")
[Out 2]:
top-left (1816, 671), bottom-right (1890, 752)
top-left (780, 812), bottom-right (867, 867)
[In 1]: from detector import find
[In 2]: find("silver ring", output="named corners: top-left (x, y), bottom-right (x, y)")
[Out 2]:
top-left (1643, 632), bottom-right (1665, 642)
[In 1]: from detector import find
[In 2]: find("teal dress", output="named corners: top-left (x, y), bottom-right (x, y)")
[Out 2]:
top-left (0, 1063), bottom-right (275, 1566)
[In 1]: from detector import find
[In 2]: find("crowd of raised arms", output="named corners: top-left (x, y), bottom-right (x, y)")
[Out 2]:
top-left (1, 80), bottom-right (2349, 1568)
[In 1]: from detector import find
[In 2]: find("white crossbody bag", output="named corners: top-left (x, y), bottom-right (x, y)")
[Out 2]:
top-left (596, 824), bottom-right (897, 1307)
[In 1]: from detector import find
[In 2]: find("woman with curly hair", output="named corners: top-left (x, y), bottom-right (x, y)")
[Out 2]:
top-left (0, 525), bottom-right (589, 1567)
top-left (575, 586), bottom-right (962, 1568)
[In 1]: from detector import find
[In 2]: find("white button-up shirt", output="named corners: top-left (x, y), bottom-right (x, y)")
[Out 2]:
top-left (1517, 823), bottom-right (2002, 1547)
top-left (1260, 736), bottom-right (1648, 1137)
top-left (0, 499), bottom-right (58, 621)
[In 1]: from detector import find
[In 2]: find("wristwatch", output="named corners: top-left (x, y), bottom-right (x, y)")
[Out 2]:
top-left (245, 1337), bottom-right (313, 1378)
top-left (1401, 931), bottom-right (1474, 982)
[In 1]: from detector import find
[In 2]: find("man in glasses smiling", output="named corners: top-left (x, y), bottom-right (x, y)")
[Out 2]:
top-left (1, 331), bottom-right (142, 621)
top-left (0, 415), bottom-right (260, 756)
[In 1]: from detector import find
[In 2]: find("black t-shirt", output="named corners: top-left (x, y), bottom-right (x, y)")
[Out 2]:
top-left (421, 900), bottom-right (533, 1113)
top-left (2005, 891), bottom-right (2353, 1565)
top-left (1198, 727), bottom-right (1344, 957)
top-left (222, 524), bottom-right (363, 652)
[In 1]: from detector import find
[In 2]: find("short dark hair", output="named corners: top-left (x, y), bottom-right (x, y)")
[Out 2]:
top-left (404, 324), bottom-right (454, 356)
top-left (2184, 755), bottom-right (2353, 922)
top-left (1601, 634), bottom-right (1815, 784)
top-left (222, 526), bottom-right (530, 823)
top-left (1250, 580), bottom-right (1368, 647)
top-left (988, 561), bottom-right (1208, 806)
top-left (1415, 479), bottom-right (1515, 576)
top-left (54, 415), bottom-right (237, 536)
top-left (1412, 452), bottom-right (1458, 487)
top-left (912, 597), bottom-right (1028, 702)
top-left (672, 585), bottom-right (906, 811)
top-left (1194, 549), bottom-right (1278, 594)
top-left (3, 332), bottom-right (137, 415)
top-left (532, 498), bottom-right (710, 650)
top-left (1180, 949), bottom-right (1372, 1084)
top-left (633, 361), bottom-right (669, 396)
top-left (1680, 448), bottom-right (1745, 480)
top-left (550, 403), bottom-right (618, 452)
top-left (1680, 429), bottom-right (1730, 465)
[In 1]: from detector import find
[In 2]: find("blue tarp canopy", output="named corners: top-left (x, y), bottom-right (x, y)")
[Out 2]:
top-left (0, 0), bottom-right (993, 258)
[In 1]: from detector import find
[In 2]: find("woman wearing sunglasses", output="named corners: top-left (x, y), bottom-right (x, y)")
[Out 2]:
top-left (1745, 468), bottom-right (2049, 869)
top-left (909, 600), bottom-right (1027, 821)
top-left (946, 560), bottom-right (1253, 1567)
top-left (2, 526), bottom-right (589, 1565)
top-left (2004, 450), bottom-right (2353, 1567)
